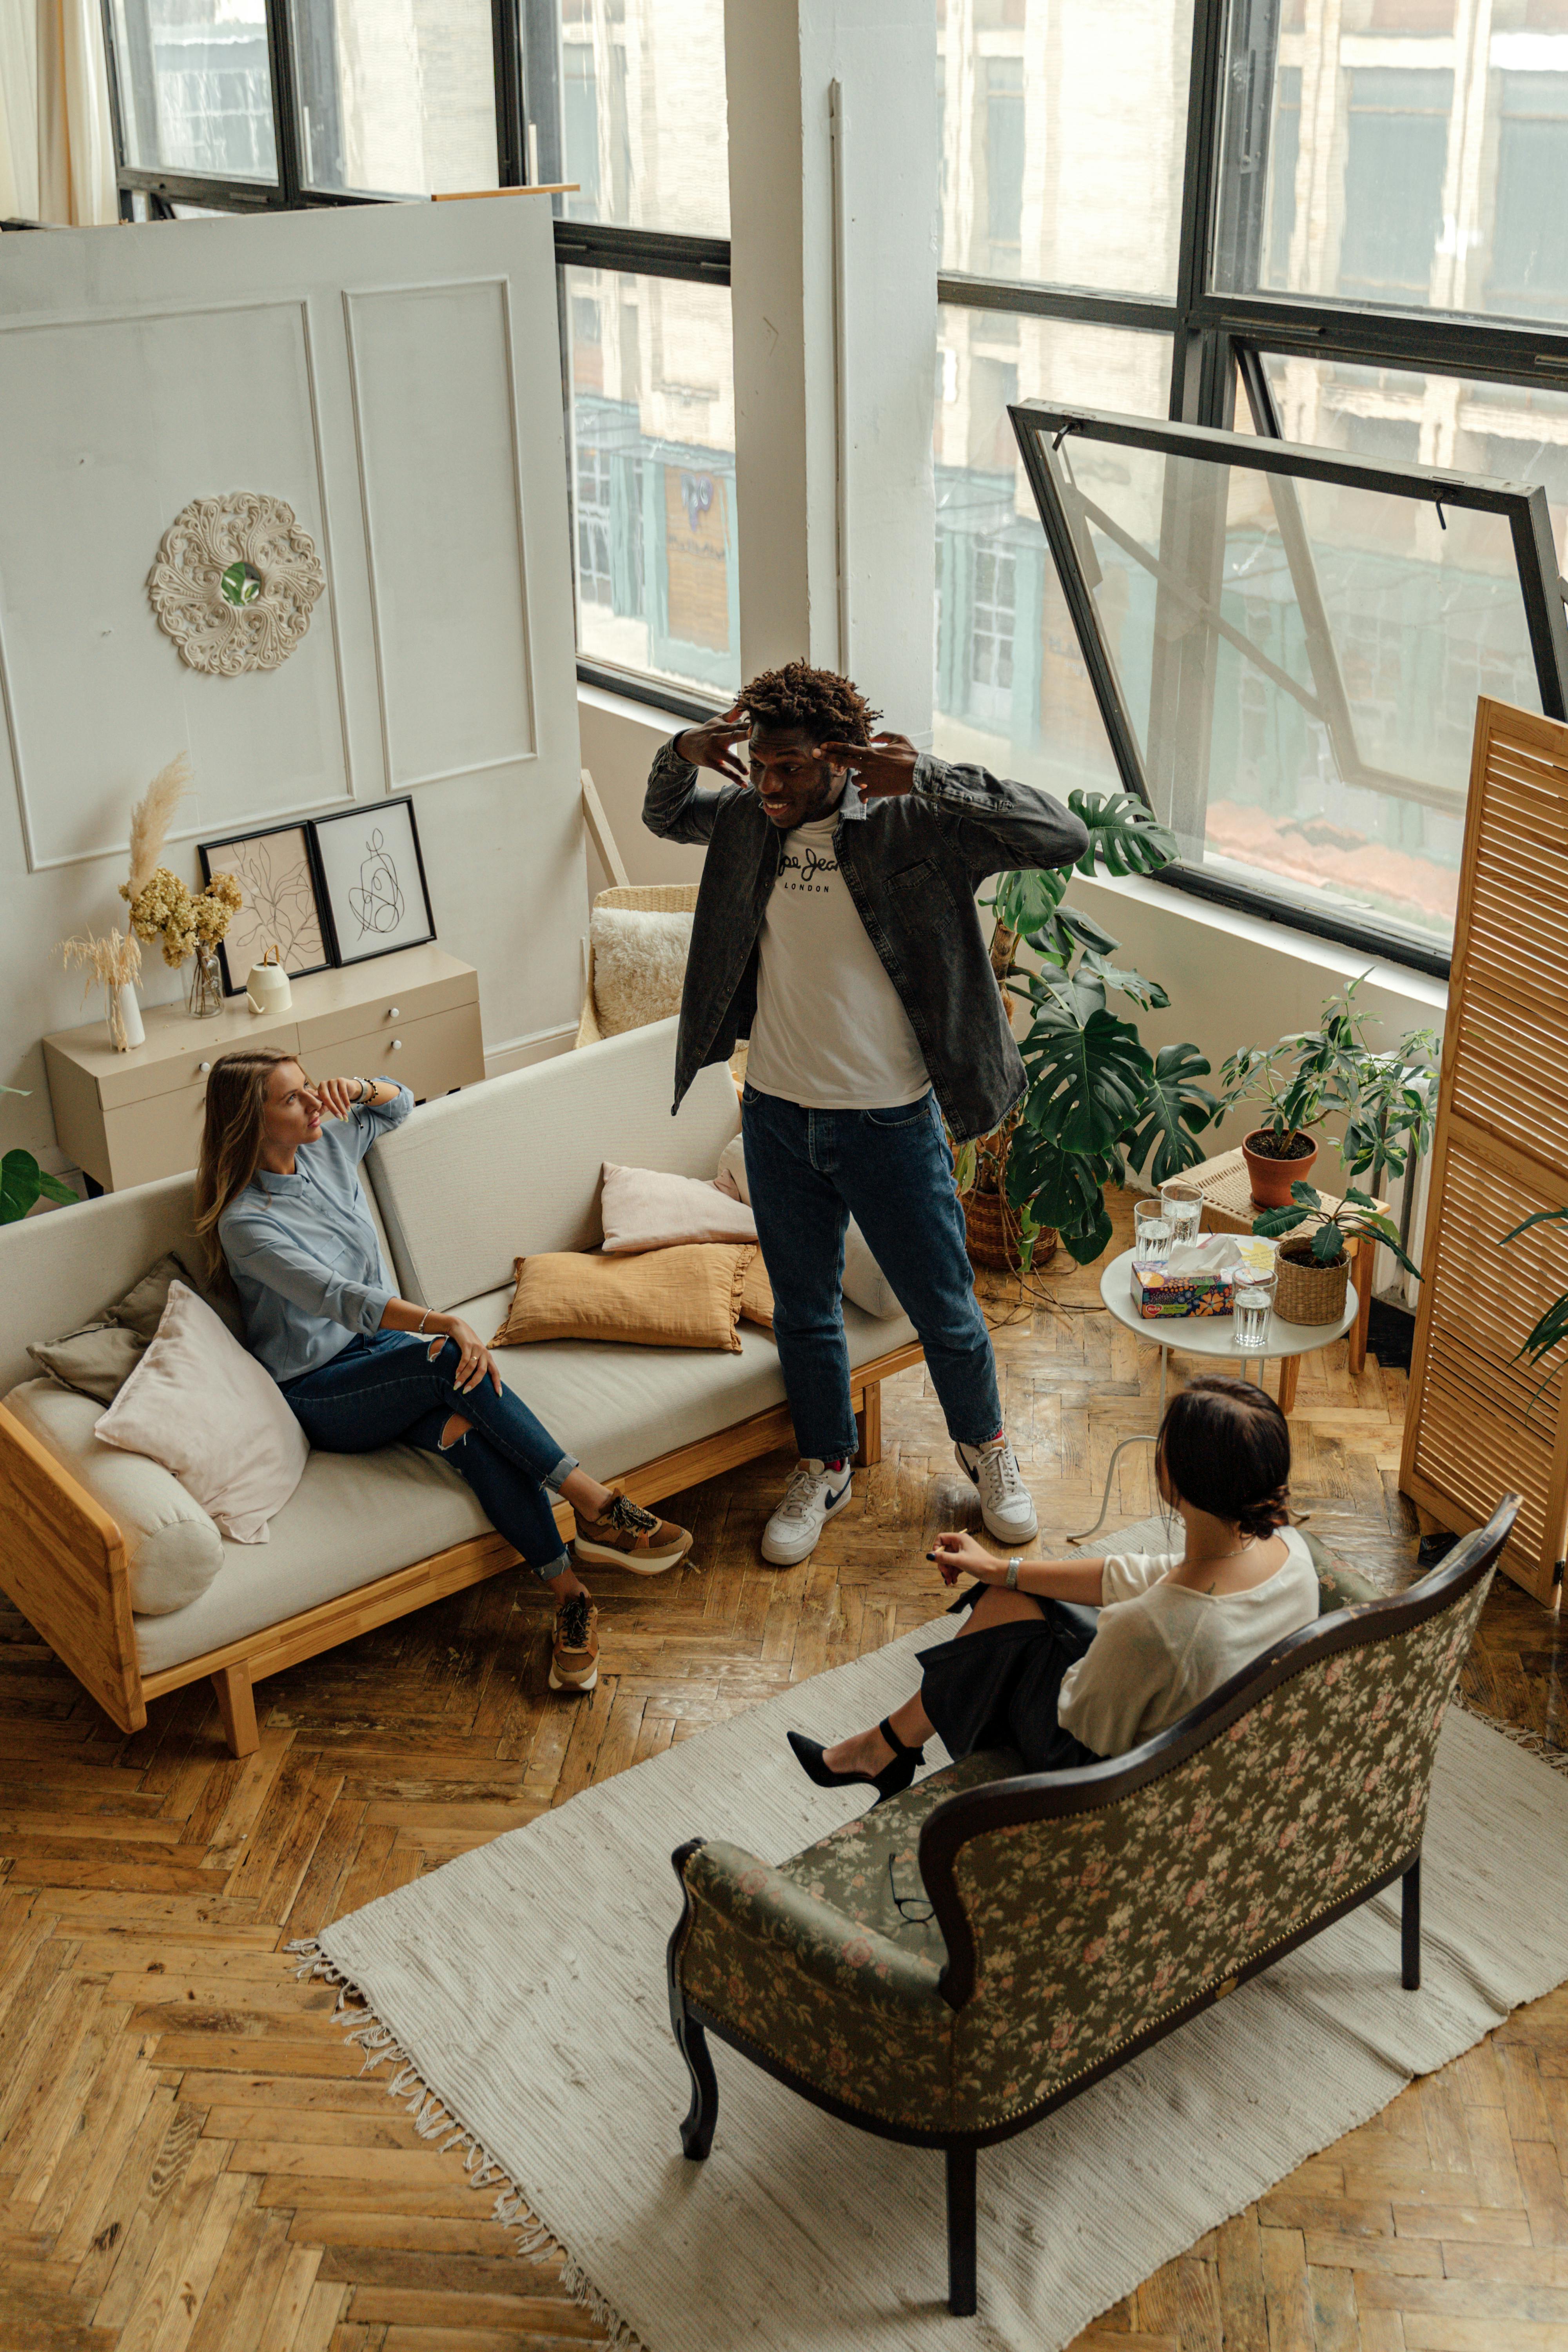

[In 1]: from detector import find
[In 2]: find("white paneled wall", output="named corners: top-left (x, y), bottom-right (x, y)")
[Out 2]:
top-left (0, 200), bottom-right (587, 1167)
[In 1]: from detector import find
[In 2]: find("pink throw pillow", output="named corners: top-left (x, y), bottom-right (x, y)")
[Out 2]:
top-left (94, 1281), bottom-right (308, 1544)
top-left (599, 1161), bottom-right (758, 1254)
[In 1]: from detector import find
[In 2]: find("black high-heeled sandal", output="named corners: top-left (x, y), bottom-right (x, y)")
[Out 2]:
top-left (787, 1716), bottom-right (924, 1806)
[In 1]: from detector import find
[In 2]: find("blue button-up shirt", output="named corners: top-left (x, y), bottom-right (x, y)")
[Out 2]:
top-left (219, 1084), bottom-right (413, 1384)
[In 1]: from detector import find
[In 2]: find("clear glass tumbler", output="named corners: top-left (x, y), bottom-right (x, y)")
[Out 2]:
top-left (1160, 1179), bottom-right (1203, 1247)
top-left (1133, 1200), bottom-right (1173, 1270)
top-left (1234, 1282), bottom-right (1272, 1351)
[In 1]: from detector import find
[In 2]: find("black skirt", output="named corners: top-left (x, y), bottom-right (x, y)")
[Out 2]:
top-left (917, 1592), bottom-right (1100, 1774)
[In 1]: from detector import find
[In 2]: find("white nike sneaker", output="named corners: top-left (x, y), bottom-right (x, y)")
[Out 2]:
top-left (955, 1437), bottom-right (1039, 1545)
top-left (761, 1457), bottom-right (855, 1566)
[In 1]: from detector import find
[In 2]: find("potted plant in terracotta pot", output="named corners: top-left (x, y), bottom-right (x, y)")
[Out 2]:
top-left (1220, 1029), bottom-right (1340, 1208)
top-left (1252, 1182), bottom-right (1421, 1326)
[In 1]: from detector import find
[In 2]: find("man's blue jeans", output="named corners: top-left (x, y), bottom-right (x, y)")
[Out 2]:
top-left (741, 1085), bottom-right (1002, 1465)
top-left (281, 1331), bottom-right (575, 1581)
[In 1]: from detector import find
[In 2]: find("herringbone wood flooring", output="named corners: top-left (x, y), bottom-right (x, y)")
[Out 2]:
top-left (2, 1189), bottom-right (1565, 2352)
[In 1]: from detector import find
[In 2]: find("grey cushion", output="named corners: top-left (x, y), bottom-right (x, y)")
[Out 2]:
top-left (27, 1248), bottom-right (243, 1403)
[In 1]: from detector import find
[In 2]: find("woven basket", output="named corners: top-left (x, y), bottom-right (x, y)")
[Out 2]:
top-left (962, 1185), bottom-right (1058, 1275)
top-left (1274, 1240), bottom-right (1350, 1327)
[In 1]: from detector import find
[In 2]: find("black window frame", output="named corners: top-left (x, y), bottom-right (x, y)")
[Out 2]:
top-left (938, 0), bottom-right (1568, 975)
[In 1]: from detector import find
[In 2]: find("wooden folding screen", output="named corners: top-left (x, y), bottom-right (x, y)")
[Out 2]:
top-left (1402, 698), bottom-right (1568, 1604)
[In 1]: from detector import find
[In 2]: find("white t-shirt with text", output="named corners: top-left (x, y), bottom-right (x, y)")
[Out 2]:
top-left (745, 809), bottom-right (931, 1111)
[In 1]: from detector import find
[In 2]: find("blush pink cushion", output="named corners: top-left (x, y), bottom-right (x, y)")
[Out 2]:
top-left (599, 1161), bottom-right (757, 1254)
top-left (94, 1281), bottom-right (309, 1544)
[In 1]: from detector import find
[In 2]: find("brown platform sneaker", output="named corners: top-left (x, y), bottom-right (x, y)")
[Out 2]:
top-left (549, 1591), bottom-right (599, 1693)
top-left (573, 1491), bottom-right (693, 1576)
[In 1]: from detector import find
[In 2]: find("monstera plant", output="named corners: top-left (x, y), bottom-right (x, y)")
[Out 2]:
top-left (978, 793), bottom-right (1219, 1267)
top-left (1, 1086), bottom-right (77, 1225)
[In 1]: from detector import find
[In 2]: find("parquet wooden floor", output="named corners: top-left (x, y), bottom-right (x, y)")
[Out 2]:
top-left (2, 1188), bottom-right (1565, 2352)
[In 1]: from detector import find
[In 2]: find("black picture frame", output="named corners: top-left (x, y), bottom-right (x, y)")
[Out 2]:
top-left (308, 795), bottom-right (437, 968)
top-left (198, 817), bottom-right (335, 997)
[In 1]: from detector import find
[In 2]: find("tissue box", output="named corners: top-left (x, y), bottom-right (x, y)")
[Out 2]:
top-left (1132, 1267), bottom-right (1236, 1318)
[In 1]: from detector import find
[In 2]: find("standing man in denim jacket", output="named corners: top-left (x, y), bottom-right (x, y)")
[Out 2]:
top-left (644, 660), bottom-right (1088, 1566)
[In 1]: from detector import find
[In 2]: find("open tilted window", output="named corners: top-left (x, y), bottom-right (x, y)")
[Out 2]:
top-left (1010, 404), bottom-right (1568, 976)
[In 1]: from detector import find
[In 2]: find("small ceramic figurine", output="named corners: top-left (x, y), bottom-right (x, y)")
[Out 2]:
top-left (246, 947), bottom-right (293, 1016)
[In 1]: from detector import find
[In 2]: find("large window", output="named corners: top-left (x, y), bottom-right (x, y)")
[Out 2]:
top-left (939, 0), bottom-right (1568, 974)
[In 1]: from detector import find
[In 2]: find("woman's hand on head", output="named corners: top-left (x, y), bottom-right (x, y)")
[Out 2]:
top-left (430, 1315), bottom-right (503, 1396)
top-left (314, 1076), bottom-right (361, 1121)
top-left (931, 1530), bottom-right (1004, 1585)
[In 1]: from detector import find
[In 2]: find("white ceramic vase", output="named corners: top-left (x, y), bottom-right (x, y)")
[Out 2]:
top-left (114, 984), bottom-right (145, 1051)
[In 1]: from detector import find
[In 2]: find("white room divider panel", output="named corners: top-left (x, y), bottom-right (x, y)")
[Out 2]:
top-left (0, 199), bottom-right (584, 1160)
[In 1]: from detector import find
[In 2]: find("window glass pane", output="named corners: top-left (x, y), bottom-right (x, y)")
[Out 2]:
top-left (524, 0), bottom-right (728, 238)
top-left (1216, 0), bottom-right (1568, 324)
top-left (110, 0), bottom-right (277, 181)
top-left (1261, 351), bottom-right (1568, 570)
top-left (292, 0), bottom-right (498, 194)
top-left (1019, 414), bottom-right (1555, 955)
top-left (565, 265), bottom-right (739, 698)
top-left (937, 0), bottom-right (1194, 296)
top-left (933, 307), bottom-right (1171, 795)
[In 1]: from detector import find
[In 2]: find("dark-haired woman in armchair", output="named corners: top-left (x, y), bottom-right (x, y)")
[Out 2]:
top-left (789, 1375), bottom-right (1321, 1802)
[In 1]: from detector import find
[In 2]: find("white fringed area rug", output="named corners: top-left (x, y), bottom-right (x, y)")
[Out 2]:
top-left (300, 1615), bottom-right (1568, 2352)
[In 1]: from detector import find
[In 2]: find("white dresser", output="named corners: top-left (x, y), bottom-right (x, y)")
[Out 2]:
top-left (44, 944), bottom-right (484, 1192)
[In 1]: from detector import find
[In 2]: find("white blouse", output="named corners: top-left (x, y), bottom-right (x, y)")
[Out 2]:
top-left (1056, 1525), bottom-right (1320, 1758)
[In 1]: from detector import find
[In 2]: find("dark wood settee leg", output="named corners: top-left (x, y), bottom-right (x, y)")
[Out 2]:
top-left (946, 2144), bottom-right (977, 2317)
top-left (668, 1841), bottom-right (719, 2159)
top-left (1402, 1854), bottom-right (1421, 1991)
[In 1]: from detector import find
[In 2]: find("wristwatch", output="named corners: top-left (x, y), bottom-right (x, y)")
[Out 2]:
top-left (352, 1078), bottom-right (371, 1104)
top-left (1005, 1557), bottom-right (1021, 1590)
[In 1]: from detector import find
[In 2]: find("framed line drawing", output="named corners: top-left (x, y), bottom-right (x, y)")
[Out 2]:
top-left (310, 797), bottom-right (437, 967)
top-left (198, 820), bottom-right (333, 996)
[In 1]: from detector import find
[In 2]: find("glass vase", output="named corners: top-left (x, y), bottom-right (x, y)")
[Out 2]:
top-left (185, 943), bottom-right (223, 1018)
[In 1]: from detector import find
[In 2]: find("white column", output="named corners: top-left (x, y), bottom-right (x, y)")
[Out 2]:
top-left (724, 0), bottom-right (938, 741)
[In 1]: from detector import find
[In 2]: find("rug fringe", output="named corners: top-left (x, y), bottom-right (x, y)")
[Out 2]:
top-left (287, 1936), bottom-right (651, 2350)
top-left (1457, 1699), bottom-right (1568, 1774)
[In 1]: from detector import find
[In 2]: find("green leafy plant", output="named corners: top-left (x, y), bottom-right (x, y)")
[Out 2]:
top-left (985, 792), bottom-right (1219, 1268)
top-left (0, 1086), bottom-right (77, 1226)
top-left (1252, 1180), bottom-right (1421, 1281)
top-left (1221, 975), bottom-right (1440, 1184)
top-left (1501, 1206), bottom-right (1568, 1383)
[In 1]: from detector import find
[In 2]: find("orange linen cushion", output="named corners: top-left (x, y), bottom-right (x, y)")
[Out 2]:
top-left (739, 1252), bottom-right (775, 1336)
top-left (491, 1243), bottom-right (754, 1353)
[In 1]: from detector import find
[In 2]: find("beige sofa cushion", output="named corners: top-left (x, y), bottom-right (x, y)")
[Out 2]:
top-left (366, 1018), bottom-right (740, 1312)
top-left (133, 1281), bottom-right (919, 1676)
top-left (5, 1378), bottom-right (225, 1617)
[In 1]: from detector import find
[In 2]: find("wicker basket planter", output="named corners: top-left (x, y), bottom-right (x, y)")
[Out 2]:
top-left (962, 1185), bottom-right (1058, 1275)
top-left (1274, 1239), bottom-right (1350, 1326)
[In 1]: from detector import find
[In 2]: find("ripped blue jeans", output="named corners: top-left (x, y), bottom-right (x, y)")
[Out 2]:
top-left (280, 1330), bottom-right (576, 1582)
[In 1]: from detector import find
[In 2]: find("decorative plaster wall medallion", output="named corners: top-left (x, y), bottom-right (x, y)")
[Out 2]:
top-left (148, 492), bottom-right (325, 675)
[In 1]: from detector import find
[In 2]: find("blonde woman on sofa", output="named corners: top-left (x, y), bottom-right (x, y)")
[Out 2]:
top-left (193, 1045), bottom-right (692, 1694)
top-left (789, 1376), bottom-right (1318, 1801)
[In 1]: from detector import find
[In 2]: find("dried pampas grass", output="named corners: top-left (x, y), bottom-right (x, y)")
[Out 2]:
top-left (60, 928), bottom-right (143, 1053)
top-left (126, 754), bottom-right (191, 900)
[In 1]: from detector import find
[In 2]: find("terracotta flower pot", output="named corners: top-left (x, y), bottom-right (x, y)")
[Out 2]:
top-left (1242, 1127), bottom-right (1318, 1209)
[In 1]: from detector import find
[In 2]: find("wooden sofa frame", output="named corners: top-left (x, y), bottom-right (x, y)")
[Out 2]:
top-left (666, 1495), bottom-right (1518, 2318)
top-left (0, 1341), bottom-right (922, 1758)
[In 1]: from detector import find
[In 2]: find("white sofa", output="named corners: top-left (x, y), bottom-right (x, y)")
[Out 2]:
top-left (0, 1020), bottom-right (921, 1755)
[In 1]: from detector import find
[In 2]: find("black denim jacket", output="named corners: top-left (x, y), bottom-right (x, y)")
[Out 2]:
top-left (642, 739), bottom-right (1089, 1143)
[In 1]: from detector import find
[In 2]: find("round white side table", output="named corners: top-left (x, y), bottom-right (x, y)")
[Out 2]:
top-left (1076, 1246), bottom-right (1359, 1543)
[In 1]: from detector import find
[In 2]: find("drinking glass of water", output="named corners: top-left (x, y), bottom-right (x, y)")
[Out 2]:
top-left (1234, 1282), bottom-right (1272, 1351)
top-left (1160, 1180), bottom-right (1203, 1248)
top-left (1133, 1200), bottom-right (1173, 1270)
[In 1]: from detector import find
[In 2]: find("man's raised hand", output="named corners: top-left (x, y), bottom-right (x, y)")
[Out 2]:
top-left (819, 730), bottom-right (919, 800)
top-left (675, 704), bottom-right (750, 786)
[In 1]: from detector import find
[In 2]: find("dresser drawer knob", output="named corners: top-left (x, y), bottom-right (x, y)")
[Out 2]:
top-left (390, 1038), bottom-right (402, 1051)
top-left (198, 1061), bottom-right (211, 1074)
top-left (388, 1005), bottom-right (401, 1018)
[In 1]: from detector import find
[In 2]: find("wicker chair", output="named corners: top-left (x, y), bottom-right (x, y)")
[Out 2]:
top-left (575, 883), bottom-right (701, 1050)
top-left (666, 1502), bottom-right (1518, 2318)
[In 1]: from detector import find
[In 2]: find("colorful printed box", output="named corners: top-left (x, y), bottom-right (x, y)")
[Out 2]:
top-left (1132, 1268), bottom-right (1236, 1319)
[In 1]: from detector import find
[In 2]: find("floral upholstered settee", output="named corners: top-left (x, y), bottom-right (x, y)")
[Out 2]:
top-left (666, 1503), bottom-right (1518, 2318)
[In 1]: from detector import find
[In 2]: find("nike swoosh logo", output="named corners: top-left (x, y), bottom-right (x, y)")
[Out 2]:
top-left (826, 1481), bottom-right (851, 1508)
